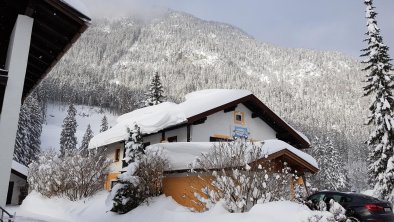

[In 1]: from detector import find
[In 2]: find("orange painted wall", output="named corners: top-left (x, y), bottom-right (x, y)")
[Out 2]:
top-left (163, 174), bottom-right (306, 211)
top-left (163, 175), bottom-right (214, 212)
top-left (105, 172), bottom-right (120, 191)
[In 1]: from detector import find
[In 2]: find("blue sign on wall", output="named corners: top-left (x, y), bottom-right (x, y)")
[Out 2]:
top-left (233, 126), bottom-right (249, 139)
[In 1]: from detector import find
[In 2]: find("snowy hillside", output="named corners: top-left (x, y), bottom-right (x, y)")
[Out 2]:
top-left (40, 104), bottom-right (117, 151)
top-left (34, 10), bottom-right (370, 187)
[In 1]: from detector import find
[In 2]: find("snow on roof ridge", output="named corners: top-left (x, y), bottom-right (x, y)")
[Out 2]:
top-left (12, 160), bottom-right (28, 176)
top-left (147, 139), bottom-right (318, 171)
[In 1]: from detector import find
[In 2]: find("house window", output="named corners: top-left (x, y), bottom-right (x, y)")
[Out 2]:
top-left (167, 136), bottom-right (177, 143)
top-left (115, 149), bottom-right (120, 162)
top-left (234, 111), bottom-right (244, 125)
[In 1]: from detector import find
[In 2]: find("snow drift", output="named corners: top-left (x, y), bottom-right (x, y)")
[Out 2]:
top-left (9, 191), bottom-right (334, 222)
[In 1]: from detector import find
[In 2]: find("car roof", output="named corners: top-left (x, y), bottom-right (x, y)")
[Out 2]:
top-left (310, 191), bottom-right (384, 202)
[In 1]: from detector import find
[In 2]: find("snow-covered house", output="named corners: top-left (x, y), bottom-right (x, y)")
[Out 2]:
top-left (7, 161), bottom-right (28, 205)
top-left (89, 89), bottom-right (318, 208)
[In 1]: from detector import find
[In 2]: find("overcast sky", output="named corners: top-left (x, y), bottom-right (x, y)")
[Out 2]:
top-left (80, 0), bottom-right (394, 58)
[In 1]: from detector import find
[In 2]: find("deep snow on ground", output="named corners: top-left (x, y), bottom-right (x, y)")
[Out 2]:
top-left (40, 103), bottom-right (118, 151)
top-left (6, 191), bottom-right (333, 222)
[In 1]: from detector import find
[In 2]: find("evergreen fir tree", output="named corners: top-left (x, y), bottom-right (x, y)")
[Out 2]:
top-left (27, 96), bottom-right (43, 163)
top-left (123, 124), bottom-right (144, 164)
top-left (100, 115), bottom-right (108, 133)
top-left (111, 124), bottom-right (145, 214)
top-left (13, 95), bottom-right (43, 166)
top-left (361, 0), bottom-right (394, 200)
top-left (310, 136), bottom-right (348, 191)
top-left (13, 103), bottom-right (30, 166)
top-left (144, 72), bottom-right (165, 107)
top-left (80, 124), bottom-right (94, 157)
top-left (60, 103), bottom-right (78, 157)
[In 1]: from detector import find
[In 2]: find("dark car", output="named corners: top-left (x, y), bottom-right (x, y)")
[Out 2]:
top-left (306, 191), bottom-right (394, 222)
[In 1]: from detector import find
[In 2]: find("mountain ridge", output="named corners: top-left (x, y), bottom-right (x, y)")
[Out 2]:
top-left (36, 10), bottom-right (369, 185)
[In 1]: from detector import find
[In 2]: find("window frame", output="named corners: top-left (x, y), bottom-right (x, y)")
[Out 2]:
top-left (167, 136), bottom-right (177, 143)
top-left (234, 111), bottom-right (245, 125)
top-left (114, 148), bottom-right (120, 162)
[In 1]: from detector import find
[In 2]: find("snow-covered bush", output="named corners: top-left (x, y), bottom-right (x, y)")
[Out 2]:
top-left (328, 199), bottom-right (347, 221)
top-left (111, 147), bottom-right (169, 214)
top-left (111, 124), bottom-right (169, 214)
top-left (307, 199), bottom-right (349, 222)
top-left (193, 139), bottom-right (297, 212)
top-left (138, 147), bottom-right (169, 197)
top-left (28, 148), bottom-right (111, 200)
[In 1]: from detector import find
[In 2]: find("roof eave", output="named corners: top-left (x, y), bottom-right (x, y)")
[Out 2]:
top-left (22, 0), bottom-right (90, 100)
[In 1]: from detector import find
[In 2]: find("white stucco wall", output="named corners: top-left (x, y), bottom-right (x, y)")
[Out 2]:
top-left (9, 173), bottom-right (27, 205)
top-left (144, 133), bottom-right (162, 144)
top-left (191, 104), bottom-right (277, 142)
top-left (103, 142), bottom-right (124, 172)
top-left (238, 104), bottom-right (277, 141)
top-left (143, 126), bottom-right (188, 144)
top-left (139, 104), bottom-right (277, 143)
top-left (163, 126), bottom-right (188, 142)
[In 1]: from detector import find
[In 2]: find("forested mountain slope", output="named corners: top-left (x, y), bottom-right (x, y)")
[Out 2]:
top-left (36, 10), bottom-right (369, 189)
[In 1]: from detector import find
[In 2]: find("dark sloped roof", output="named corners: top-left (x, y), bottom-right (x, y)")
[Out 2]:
top-left (0, 0), bottom-right (90, 109)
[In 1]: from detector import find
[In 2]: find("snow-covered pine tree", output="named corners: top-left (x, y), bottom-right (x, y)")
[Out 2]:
top-left (309, 136), bottom-right (348, 191)
top-left (80, 124), bottom-right (93, 157)
top-left (144, 72), bottom-right (165, 107)
top-left (13, 102), bottom-right (30, 166)
top-left (59, 103), bottom-right (78, 157)
top-left (111, 124), bottom-right (145, 214)
top-left (13, 95), bottom-right (43, 166)
top-left (27, 96), bottom-right (43, 164)
top-left (123, 124), bottom-right (144, 164)
top-left (100, 115), bottom-right (108, 133)
top-left (361, 0), bottom-right (394, 200)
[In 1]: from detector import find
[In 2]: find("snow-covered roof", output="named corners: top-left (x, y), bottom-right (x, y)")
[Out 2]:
top-left (11, 160), bottom-right (28, 177)
top-left (61, 0), bottom-right (91, 18)
top-left (147, 139), bottom-right (318, 172)
top-left (89, 89), bottom-right (252, 148)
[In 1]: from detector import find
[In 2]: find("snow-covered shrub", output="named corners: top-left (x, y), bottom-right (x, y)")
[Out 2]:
top-left (28, 148), bottom-right (111, 200)
top-left (193, 139), bottom-right (297, 212)
top-left (294, 181), bottom-right (307, 204)
top-left (111, 125), bottom-right (169, 214)
top-left (137, 147), bottom-right (169, 197)
top-left (307, 199), bottom-right (349, 222)
top-left (28, 149), bottom-right (62, 197)
top-left (328, 199), bottom-right (347, 221)
top-left (111, 147), bottom-right (169, 214)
